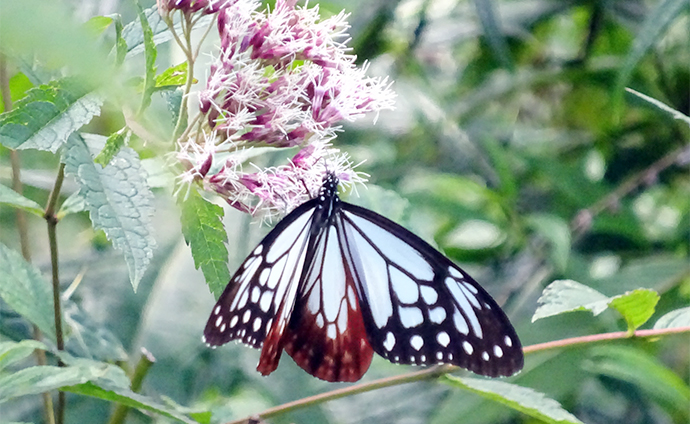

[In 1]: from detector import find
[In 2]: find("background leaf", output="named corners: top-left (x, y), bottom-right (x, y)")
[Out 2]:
top-left (62, 134), bottom-right (156, 291)
top-left (0, 184), bottom-right (44, 217)
top-left (654, 306), bottom-right (690, 329)
top-left (442, 375), bottom-right (584, 424)
top-left (532, 280), bottom-right (610, 322)
top-left (179, 189), bottom-right (230, 299)
top-left (0, 78), bottom-right (102, 152)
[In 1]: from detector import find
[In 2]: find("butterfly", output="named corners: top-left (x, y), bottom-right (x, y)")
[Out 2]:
top-left (203, 172), bottom-right (523, 382)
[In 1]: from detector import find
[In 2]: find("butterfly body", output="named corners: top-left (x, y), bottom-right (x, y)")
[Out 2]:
top-left (203, 173), bottom-right (523, 382)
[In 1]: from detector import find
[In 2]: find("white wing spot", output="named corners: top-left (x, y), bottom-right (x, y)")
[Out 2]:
top-left (436, 331), bottom-right (450, 347)
top-left (259, 291), bottom-right (272, 313)
top-left (258, 268), bottom-right (270, 287)
top-left (316, 313), bottom-right (325, 328)
top-left (327, 323), bottom-right (337, 339)
top-left (237, 288), bottom-right (249, 309)
top-left (436, 351), bottom-right (443, 360)
top-left (383, 332), bottom-right (396, 351)
top-left (504, 335), bottom-right (513, 347)
top-left (420, 286), bottom-right (438, 305)
top-left (230, 316), bottom-right (238, 328)
top-left (494, 345), bottom-right (503, 358)
top-left (429, 307), bottom-right (446, 324)
top-left (253, 245), bottom-right (263, 255)
top-left (449, 267), bottom-right (465, 279)
top-left (336, 301), bottom-right (348, 333)
top-left (410, 335), bottom-right (424, 350)
top-left (452, 310), bottom-right (469, 335)
top-left (201, 335), bottom-right (206, 343)
top-left (242, 310), bottom-right (251, 323)
top-left (214, 305), bottom-right (221, 315)
top-left (399, 306), bottom-right (424, 328)
top-left (214, 316), bottom-right (223, 327)
top-left (448, 353), bottom-right (454, 361)
top-left (390, 266), bottom-right (419, 304)
top-left (462, 341), bottom-right (474, 355)
top-left (220, 323), bottom-right (226, 332)
top-left (253, 317), bottom-right (262, 332)
top-left (482, 351), bottom-right (490, 361)
top-left (251, 286), bottom-right (261, 303)
top-left (420, 354), bottom-right (426, 362)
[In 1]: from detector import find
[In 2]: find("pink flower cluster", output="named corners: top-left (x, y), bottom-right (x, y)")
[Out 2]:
top-left (177, 0), bottom-right (394, 218)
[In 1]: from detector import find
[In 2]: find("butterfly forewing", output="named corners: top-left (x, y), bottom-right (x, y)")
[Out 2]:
top-left (339, 203), bottom-right (523, 377)
top-left (203, 200), bottom-right (317, 350)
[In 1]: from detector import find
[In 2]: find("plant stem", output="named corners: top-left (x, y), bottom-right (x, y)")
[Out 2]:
top-left (107, 349), bottom-right (156, 424)
top-left (172, 14), bottom-right (197, 142)
top-left (1, 53), bottom-right (57, 424)
top-left (224, 325), bottom-right (690, 424)
top-left (45, 162), bottom-right (66, 424)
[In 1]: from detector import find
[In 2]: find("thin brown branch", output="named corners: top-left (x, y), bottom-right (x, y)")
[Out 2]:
top-left (225, 325), bottom-right (690, 424)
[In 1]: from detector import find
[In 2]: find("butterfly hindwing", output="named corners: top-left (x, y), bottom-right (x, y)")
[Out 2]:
top-left (203, 200), bottom-right (317, 352)
top-left (339, 203), bottom-right (523, 377)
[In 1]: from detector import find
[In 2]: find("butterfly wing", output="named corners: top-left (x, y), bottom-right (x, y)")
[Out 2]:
top-left (203, 199), bottom-right (318, 374)
top-left (338, 203), bottom-right (523, 377)
top-left (282, 222), bottom-right (374, 382)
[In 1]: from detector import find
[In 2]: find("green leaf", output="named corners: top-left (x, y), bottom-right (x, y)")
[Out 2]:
top-left (442, 375), bottom-right (583, 424)
top-left (156, 62), bottom-right (189, 88)
top-left (532, 280), bottom-right (610, 322)
top-left (62, 134), bottom-right (156, 291)
top-left (180, 189), bottom-right (230, 299)
top-left (654, 306), bottom-right (690, 329)
top-left (0, 78), bottom-right (102, 152)
top-left (112, 14), bottom-right (128, 66)
top-left (608, 289), bottom-right (659, 332)
top-left (625, 88), bottom-right (690, 128)
top-left (57, 191), bottom-right (86, 218)
top-left (134, 0), bottom-right (158, 115)
top-left (525, 214), bottom-right (571, 272)
top-left (0, 72), bottom-right (34, 114)
top-left (84, 16), bottom-right (113, 36)
top-left (586, 346), bottom-right (690, 420)
top-left (94, 131), bottom-right (128, 167)
top-left (65, 381), bottom-right (198, 424)
top-left (0, 340), bottom-right (48, 371)
top-left (0, 184), bottom-right (44, 216)
top-left (615, 0), bottom-right (688, 98)
top-left (0, 243), bottom-right (58, 340)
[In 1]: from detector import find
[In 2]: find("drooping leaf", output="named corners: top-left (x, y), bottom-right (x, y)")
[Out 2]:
top-left (0, 184), bottom-right (44, 217)
top-left (62, 134), bottom-right (156, 291)
top-left (654, 306), bottom-right (690, 329)
top-left (586, 346), bottom-right (690, 421)
top-left (0, 78), bottom-right (102, 152)
top-left (179, 188), bottom-right (230, 299)
top-left (0, 340), bottom-right (48, 371)
top-left (608, 289), bottom-right (659, 332)
top-left (532, 280), bottom-right (610, 322)
top-left (156, 62), bottom-right (189, 88)
top-left (94, 131), bottom-right (128, 167)
top-left (442, 375), bottom-right (583, 424)
top-left (0, 243), bottom-right (58, 340)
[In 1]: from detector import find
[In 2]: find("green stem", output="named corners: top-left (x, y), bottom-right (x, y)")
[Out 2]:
top-left (172, 14), bottom-right (196, 142)
top-left (107, 349), bottom-right (156, 424)
top-left (225, 325), bottom-right (690, 424)
top-left (45, 162), bottom-right (66, 424)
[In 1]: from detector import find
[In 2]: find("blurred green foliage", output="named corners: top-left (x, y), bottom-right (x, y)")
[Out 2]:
top-left (0, 0), bottom-right (688, 423)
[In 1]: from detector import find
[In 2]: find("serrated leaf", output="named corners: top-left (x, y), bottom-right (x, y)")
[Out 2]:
top-left (608, 289), bottom-right (659, 332)
top-left (654, 306), bottom-right (690, 329)
top-left (0, 78), bottom-right (102, 152)
top-left (180, 189), bottom-right (230, 299)
top-left (63, 134), bottom-right (156, 291)
top-left (532, 280), bottom-right (610, 322)
top-left (156, 62), bottom-right (189, 88)
top-left (0, 340), bottom-right (48, 371)
top-left (525, 214), bottom-right (571, 272)
top-left (0, 184), bottom-right (44, 216)
top-left (442, 375), bottom-right (583, 424)
top-left (586, 346), bottom-right (690, 420)
top-left (94, 131), bottom-right (128, 167)
top-left (0, 243), bottom-right (58, 340)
